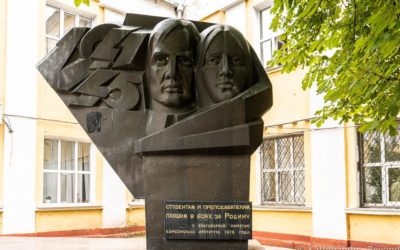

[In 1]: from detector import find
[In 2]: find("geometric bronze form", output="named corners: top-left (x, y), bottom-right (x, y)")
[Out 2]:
top-left (37, 13), bottom-right (273, 250)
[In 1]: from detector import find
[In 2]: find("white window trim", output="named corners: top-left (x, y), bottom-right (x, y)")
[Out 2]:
top-left (42, 138), bottom-right (96, 206)
top-left (128, 199), bottom-right (145, 208)
top-left (345, 207), bottom-right (400, 216)
top-left (37, 204), bottom-right (102, 211)
top-left (253, 205), bottom-right (312, 212)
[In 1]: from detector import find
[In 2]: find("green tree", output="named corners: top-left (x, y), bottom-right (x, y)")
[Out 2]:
top-left (270, 0), bottom-right (400, 135)
top-left (74, 0), bottom-right (89, 7)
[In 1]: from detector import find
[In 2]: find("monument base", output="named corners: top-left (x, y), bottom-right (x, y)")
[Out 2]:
top-left (143, 154), bottom-right (251, 250)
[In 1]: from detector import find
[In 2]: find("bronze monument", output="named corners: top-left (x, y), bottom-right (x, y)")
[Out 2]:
top-left (37, 14), bottom-right (272, 250)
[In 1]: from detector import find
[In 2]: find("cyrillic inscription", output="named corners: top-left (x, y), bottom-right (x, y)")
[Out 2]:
top-left (165, 201), bottom-right (252, 240)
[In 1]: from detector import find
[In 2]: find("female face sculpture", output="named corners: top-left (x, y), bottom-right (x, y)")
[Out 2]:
top-left (198, 25), bottom-right (251, 104)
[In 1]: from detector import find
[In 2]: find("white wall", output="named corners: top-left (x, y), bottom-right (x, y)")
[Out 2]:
top-left (224, 1), bottom-right (246, 35)
top-left (2, 0), bottom-right (40, 233)
top-left (309, 86), bottom-right (348, 240)
top-left (104, 8), bottom-right (125, 25)
top-left (102, 160), bottom-right (127, 228)
top-left (3, 118), bottom-right (37, 233)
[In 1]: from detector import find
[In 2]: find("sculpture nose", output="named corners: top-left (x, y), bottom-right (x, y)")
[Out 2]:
top-left (165, 57), bottom-right (177, 80)
top-left (218, 54), bottom-right (232, 78)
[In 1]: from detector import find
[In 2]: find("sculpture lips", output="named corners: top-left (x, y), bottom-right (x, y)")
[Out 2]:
top-left (217, 80), bottom-right (234, 90)
top-left (162, 80), bottom-right (183, 94)
top-left (163, 86), bottom-right (183, 94)
top-left (164, 87), bottom-right (183, 94)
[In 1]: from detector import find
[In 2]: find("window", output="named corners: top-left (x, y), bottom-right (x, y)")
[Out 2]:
top-left (260, 135), bottom-right (305, 205)
top-left (43, 139), bottom-right (93, 204)
top-left (45, 5), bottom-right (93, 53)
top-left (360, 131), bottom-right (400, 207)
top-left (259, 7), bottom-right (284, 67)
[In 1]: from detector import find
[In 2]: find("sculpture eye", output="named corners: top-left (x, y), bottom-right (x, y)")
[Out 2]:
top-left (154, 54), bottom-right (169, 66)
top-left (230, 55), bottom-right (242, 66)
top-left (178, 56), bottom-right (194, 67)
top-left (205, 55), bottom-right (221, 66)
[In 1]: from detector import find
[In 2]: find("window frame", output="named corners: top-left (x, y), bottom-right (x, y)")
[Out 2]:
top-left (259, 134), bottom-right (306, 206)
top-left (258, 6), bottom-right (284, 70)
top-left (45, 4), bottom-right (94, 53)
top-left (42, 138), bottom-right (95, 206)
top-left (359, 131), bottom-right (400, 208)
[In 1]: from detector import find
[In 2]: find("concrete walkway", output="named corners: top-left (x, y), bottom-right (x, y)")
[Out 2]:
top-left (0, 237), bottom-right (293, 250)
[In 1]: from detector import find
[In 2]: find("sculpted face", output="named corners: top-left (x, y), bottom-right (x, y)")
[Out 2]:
top-left (201, 32), bottom-right (249, 103)
top-left (149, 28), bottom-right (195, 108)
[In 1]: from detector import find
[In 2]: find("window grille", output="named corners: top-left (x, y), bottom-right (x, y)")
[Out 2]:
top-left (360, 131), bottom-right (400, 207)
top-left (260, 135), bottom-right (305, 205)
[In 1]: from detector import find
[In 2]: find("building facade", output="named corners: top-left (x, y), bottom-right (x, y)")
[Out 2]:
top-left (0, 0), bottom-right (177, 236)
top-left (1, 0), bottom-right (399, 248)
top-left (189, 0), bottom-right (400, 248)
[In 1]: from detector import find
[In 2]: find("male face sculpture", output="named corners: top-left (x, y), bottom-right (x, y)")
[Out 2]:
top-left (149, 27), bottom-right (195, 109)
top-left (201, 31), bottom-right (249, 103)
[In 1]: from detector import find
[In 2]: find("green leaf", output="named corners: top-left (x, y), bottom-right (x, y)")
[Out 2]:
top-left (269, 0), bottom-right (400, 134)
top-left (74, 0), bottom-right (89, 7)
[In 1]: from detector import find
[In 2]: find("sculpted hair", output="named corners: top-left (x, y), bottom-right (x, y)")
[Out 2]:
top-left (196, 24), bottom-right (254, 107)
top-left (147, 19), bottom-right (200, 57)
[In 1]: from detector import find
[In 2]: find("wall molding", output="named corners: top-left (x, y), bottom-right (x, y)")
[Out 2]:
top-left (2, 227), bottom-right (399, 248)
top-left (253, 231), bottom-right (400, 249)
top-left (0, 226), bottom-right (145, 237)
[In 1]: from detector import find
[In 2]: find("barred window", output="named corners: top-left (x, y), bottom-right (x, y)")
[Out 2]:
top-left (260, 135), bottom-right (305, 205)
top-left (360, 131), bottom-right (400, 207)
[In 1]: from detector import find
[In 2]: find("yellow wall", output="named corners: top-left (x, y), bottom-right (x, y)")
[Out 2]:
top-left (345, 126), bottom-right (360, 208)
top-left (253, 210), bottom-right (312, 235)
top-left (349, 214), bottom-right (400, 244)
top-left (35, 0), bottom-right (106, 207)
top-left (35, 209), bottom-right (102, 232)
top-left (126, 207), bottom-right (146, 227)
top-left (0, 126), bottom-right (3, 207)
top-left (262, 69), bottom-right (309, 125)
top-left (202, 11), bottom-right (225, 24)
top-left (0, 211), bottom-right (2, 234)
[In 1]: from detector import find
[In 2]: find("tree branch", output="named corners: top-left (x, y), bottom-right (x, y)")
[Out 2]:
top-left (370, 71), bottom-right (398, 81)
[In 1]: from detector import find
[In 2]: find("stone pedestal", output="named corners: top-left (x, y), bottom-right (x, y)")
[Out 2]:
top-left (143, 154), bottom-right (250, 250)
